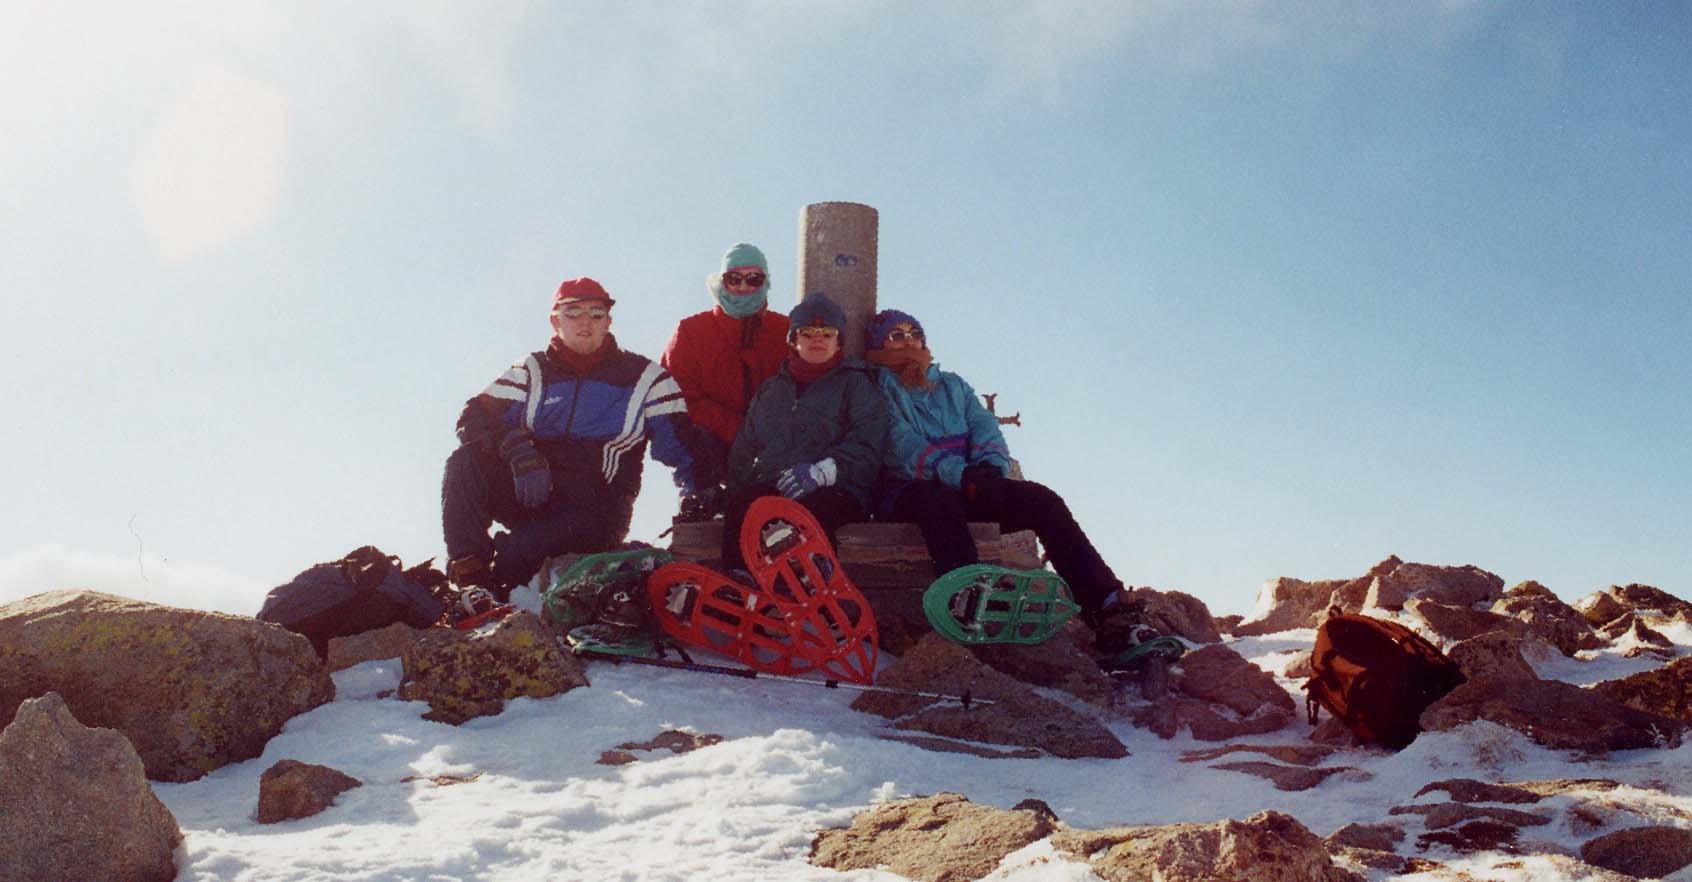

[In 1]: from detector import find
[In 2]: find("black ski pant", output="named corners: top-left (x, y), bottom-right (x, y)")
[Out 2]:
top-left (720, 482), bottom-right (865, 570)
top-left (886, 478), bottom-right (1123, 614)
top-left (441, 444), bottom-right (620, 590)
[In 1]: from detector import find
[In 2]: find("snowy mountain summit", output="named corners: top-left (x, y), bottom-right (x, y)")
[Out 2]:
top-left (3, 561), bottom-right (1692, 882)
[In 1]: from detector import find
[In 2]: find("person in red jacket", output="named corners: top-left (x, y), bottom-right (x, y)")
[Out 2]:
top-left (662, 242), bottom-right (790, 521)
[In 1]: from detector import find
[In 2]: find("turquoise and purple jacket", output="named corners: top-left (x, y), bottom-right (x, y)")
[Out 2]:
top-left (872, 363), bottom-right (1011, 511)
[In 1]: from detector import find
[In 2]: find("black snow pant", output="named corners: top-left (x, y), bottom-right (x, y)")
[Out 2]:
top-left (720, 482), bottom-right (865, 570)
top-left (886, 478), bottom-right (1123, 614)
top-left (441, 444), bottom-right (622, 591)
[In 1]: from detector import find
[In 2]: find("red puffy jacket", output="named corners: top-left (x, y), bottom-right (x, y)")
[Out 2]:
top-left (661, 306), bottom-right (791, 450)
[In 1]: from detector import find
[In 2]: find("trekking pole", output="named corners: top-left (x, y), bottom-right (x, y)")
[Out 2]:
top-left (574, 647), bottom-right (992, 709)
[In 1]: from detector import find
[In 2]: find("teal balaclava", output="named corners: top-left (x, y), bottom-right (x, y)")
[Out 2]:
top-left (711, 242), bottom-right (769, 318)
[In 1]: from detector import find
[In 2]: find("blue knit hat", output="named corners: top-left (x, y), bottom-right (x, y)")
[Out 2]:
top-left (711, 243), bottom-right (770, 318)
top-left (866, 309), bottom-right (924, 351)
top-left (788, 292), bottom-right (846, 342)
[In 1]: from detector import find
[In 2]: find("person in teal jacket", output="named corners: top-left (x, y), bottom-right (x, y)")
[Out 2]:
top-left (721, 292), bottom-right (889, 569)
top-left (866, 308), bottom-right (1140, 652)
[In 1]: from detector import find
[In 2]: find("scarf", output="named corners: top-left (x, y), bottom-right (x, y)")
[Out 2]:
top-left (785, 349), bottom-right (843, 390)
top-left (549, 333), bottom-right (616, 376)
top-left (866, 346), bottom-right (934, 389)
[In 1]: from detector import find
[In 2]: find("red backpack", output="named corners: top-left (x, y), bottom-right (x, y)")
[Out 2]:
top-left (1303, 613), bottom-right (1466, 749)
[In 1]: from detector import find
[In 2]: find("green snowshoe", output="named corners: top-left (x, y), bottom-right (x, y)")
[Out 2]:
top-left (922, 564), bottom-right (1079, 645)
top-left (1098, 626), bottom-right (1187, 671)
top-left (543, 546), bottom-right (674, 632)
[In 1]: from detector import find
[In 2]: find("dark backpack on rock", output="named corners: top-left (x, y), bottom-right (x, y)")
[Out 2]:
top-left (257, 546), bottom-right (447, 658)
top-left (1303, 612), bottom-right (1466, 749)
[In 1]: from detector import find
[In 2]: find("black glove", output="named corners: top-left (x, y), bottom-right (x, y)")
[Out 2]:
top-left (960, 462), bottom-right (1007, 504)
top-left (498, 429), bottom-right (552, 509)
top-left (675, 484), bottom-right (724, 523)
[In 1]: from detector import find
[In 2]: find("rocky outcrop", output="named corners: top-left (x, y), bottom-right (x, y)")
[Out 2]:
top-left (1052, 810), bottom-right (1364, 882)
top-left (1490, 584), bottom-right (1601, 656)
top-left (1580, 826), bottom-right (1692, 879)
top-left (0, 590), bottom-right (334, 781)
top-left (1121, 587), bottom-right (1222, 644)
top-left (1139, 644), bottom-right (1295, 741)
top-left (852, 635), bottom-right (1127, 759)
top-left (326, 622), bottom-right (423, 672)
top-left (1420, 677), bottom-right (1684, 753)
top-left (809, 793), bottom-right (1056, 882)
top-left (1404, 598), bottom-right (1517, 644)
top-left (969, 625), bottom-right (1117, 707)
top-left (1365, 562), bottom-right (1504, 612)
top-left (257, 759), bottom-right (362, 823)
top-left (1234, 557), bottom-right (1402, 637)
top-left (1445, 631), bottom-right (1538, 683)
top-left (0, 692), bottom-right (181, 882)
top-left (1414, 778), bottom-right (1542, 804)
top-left (1576, 583), bottom-right (1692, 628)
top-left (398, 611), bottom-right (587, 725)
top-left (1593, 657), bottom-right (1692, 721)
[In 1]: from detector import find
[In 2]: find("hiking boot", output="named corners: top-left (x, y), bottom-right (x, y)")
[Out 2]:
top-left (1089, 601), bottom-right (1146, 655)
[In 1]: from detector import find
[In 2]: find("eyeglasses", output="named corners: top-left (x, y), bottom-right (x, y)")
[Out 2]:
top-left (796, 327), bottom-right (839, 340)
top-left (723, 271), bottom-right (766, 288)
top-left (558, 306), bottom-right (610, 321)
top-left (886, 329), bottom-right (924, 343)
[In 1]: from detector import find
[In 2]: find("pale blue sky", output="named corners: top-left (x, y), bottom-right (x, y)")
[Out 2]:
top-left (2, 2), bottom-right (1687, 616)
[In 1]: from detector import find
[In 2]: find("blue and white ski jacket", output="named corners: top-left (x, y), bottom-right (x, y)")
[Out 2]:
top-left (873, 363), bottom-right (1011, 492)
top-left (456, 337), bottom-right (720, 525)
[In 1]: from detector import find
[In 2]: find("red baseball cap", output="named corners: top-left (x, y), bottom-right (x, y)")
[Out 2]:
top-left (553, 277), bottom-right (616, 308)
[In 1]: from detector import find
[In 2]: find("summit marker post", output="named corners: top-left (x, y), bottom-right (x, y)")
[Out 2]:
top-left (796, 202), bottom-right (878, 359)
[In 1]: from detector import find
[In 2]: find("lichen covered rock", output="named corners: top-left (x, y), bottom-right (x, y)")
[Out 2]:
top-left (399, 611), bottom-right (587, 724)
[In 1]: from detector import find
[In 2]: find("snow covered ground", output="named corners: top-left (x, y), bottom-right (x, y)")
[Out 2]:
top-left (154, 600), bottom-right (1692, 882)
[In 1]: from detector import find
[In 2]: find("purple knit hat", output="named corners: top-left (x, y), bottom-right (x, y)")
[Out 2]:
top-left (866, 309), bottom-right (925, 351)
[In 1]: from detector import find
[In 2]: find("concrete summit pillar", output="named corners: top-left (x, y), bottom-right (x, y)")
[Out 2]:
top-left (796, 202), bottom-right (878, 359)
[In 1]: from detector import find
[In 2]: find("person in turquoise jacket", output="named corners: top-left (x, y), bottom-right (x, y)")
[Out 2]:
top-left (866, 308), bottom-right (1140, 652)
top-left (721, 292), bottom-right (889, 569)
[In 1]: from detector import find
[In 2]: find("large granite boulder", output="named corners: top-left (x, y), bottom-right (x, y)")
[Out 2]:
top-left (1138, 644), bottom-right (1294, 742)
top-left (1121, 587), bottom-right (1222, 644)
top-left (809, 793), bottom-right (1056, 882)
top-left (398, 611), bottom-right (587, 725)
top-left (1052, 810), bottom-right (1363, 882)
top-left (1234, 556), bottom-right (1401, 637)
top-left (1365, 562), bottom-right (1504, 612)
top-left (1403, 598), bottom-right (1518, 644)
top-left (1420, 677), bottom-right (1685, 753)
top-left (1592, 657), bottom-right (1692, 722)
top-left (1576, 583), bottom-right (1692, 628)
top-left (1491, 582), bottom-right (1602, 656)
top-left (1445, 631), bottom-right (1538, 683)
top-left (1580, 826), bottom-right (1692, 879)
top-left (0, 692), bottom-right (181, 882)
top-left (257, 759), bottom-right (362, 824)
top-left (326, 622), bottom-right (423, 673)
top-left (851, 635), bottom-right (1127, 759)
top-left (0, 590), bottom-right (334, 782)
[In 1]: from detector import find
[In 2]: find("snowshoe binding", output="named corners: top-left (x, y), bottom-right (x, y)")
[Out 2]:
top-left (565, 623), bottom-right (657, 658)
top-left (921, 564), bottom-right (1079, 645)
top-left (1097, 624), bottom-right (1187, 672)
top-left (439, 586), bottom-right (516, 630)
top-left (737, 496), bottom-right (877, 684)
top-left (542, 546), bottom-right (673, 632)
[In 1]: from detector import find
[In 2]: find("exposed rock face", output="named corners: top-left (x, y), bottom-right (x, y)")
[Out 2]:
top-left (1122, 587), bottom-right (1221, 644)
top-left (1593, 657), bottom-right (1692, 722)
top-left (1404, 598), bottom-right (1517, 644)
top-left (853, 635), bottom-right (1127, 759)
top-left (326, 622), bottom-right (423, 673)
top-left (1142, 644), bottom-right (1294, 741)
top-left (809, 793), bottom-right (1056, 882)
top-left (1234, 557), bottom-right (1402, 637)
top-left (0, 590), bottom-right (334, 782)
top-left (969, 625), bottom-right (1117, 707)
top-left (1577, 583), bottom-right (1692, 628)
top-left (257, 759), bottom-right (362, 823)
top-left (1234, 577), bottom-right (1346, 636)
top-left (1445, 631), bottom-right (1538, 683)
top-left (1580, 826), bottom-right (1692, 879)
top-left (1365, 562), bottom-right (1504, 612)
top-left (0, 692), bottom-right (181, 882)
top-left (1414, 778), bottom-right (1542, 804)
top-left (1052, 810), bottom-right (1363, 882)
top-left (1420, 677), bottom-right (1684, 753)
top-left (398, 611), bottom-right (587, 725)
top-left (1490, 588), bottom-right (1601, 656)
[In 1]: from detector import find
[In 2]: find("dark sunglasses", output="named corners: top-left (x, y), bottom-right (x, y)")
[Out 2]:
top-left (723, 271), bottom-right (766, 288)
top-left (886, 329), bottom-right (924, 343)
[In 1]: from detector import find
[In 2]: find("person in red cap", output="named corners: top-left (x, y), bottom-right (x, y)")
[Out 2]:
top-left (441, 277), bottom-right (722, 598)
top-left (661, 243), bottom-right (790, 522)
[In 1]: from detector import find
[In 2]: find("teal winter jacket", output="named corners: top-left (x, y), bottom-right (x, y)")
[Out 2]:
top-left (728, 359), bottom-right (889, 508)
top-left (874, 364), bottom-right (1011, 490)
